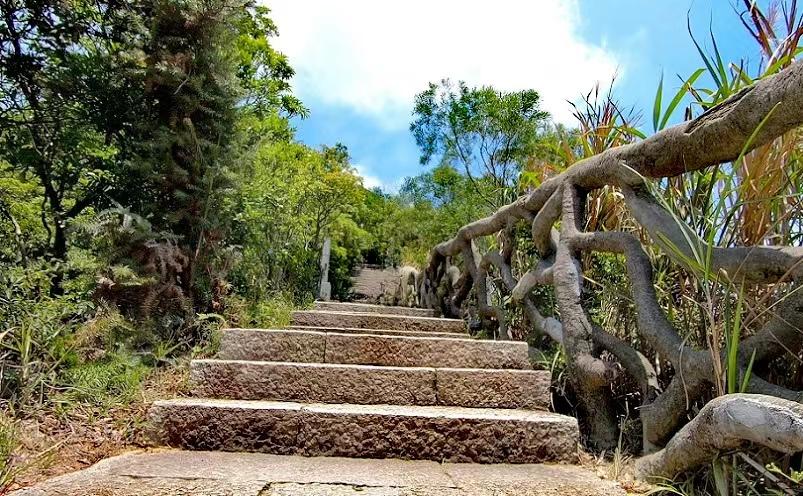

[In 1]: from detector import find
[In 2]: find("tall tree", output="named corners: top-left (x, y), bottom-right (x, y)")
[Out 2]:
top-left (0, 2), bottom-right (147, 272)
top-left (410, 80), bottom-right (549, 208)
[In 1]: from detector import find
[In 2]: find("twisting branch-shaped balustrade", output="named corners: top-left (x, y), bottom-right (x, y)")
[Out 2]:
top-left (420, 60), bottom-right (803, 478)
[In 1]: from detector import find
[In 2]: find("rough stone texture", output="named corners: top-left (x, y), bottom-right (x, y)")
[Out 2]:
top-left (350, 265), bottom-right (401, 302)
top-left (263, 483), bottom-right (465, 495)
top-left (314, 301), bottom-right (436, 317)
top-left (191, 360), bottom-right (548, 409)
top-left (216, 330), bottom-right (529, 369)
top-left (325, 332), bottom-right (531, 369)
top-left (13, 477), bottom-right (266, 496)
top-left (435, 368), bottom-right (551, 409)
top-left (148, 399), bottom-right (578, 464)
top-left (292, 310), bottom-right (465, 334)
top-left (12, 450), bottom-right (624, 496)
top-left (148, 399), bottom-right (302, 454)
top-left (190, 360), bottom-right (437, 405)
top-left (217, 328), bottom-right (326, 362)
top-left (300, 402), bottom-right (578, 463)
top-left (288, 325), bottom-right (465, 339)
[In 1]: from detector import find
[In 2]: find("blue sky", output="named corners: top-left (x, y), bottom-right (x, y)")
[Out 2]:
top-left (268, 1), bottom-right (764, 191)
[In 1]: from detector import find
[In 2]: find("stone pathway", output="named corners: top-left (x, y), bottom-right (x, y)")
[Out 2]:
top-left (13, 450), bottom-right (624, 495)
top-left (349, 266), bottom-right (400, 301)
top-left (14, 302), bottom-right (624, 495)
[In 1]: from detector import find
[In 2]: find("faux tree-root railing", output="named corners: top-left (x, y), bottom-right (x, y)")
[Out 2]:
top-left (420, 60), bottom-right (803, 479)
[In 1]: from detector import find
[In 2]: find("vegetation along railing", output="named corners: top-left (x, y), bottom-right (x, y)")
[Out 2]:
top-left (419, 59), bottom-right (803, 480)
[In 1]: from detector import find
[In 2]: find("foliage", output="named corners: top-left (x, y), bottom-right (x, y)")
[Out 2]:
top-left (230, 140), bottom-right (366, 301)
top-left (0, 2), bottom-right (148, 266)
top-left (411, 80), bottom-right (549, 207)
top-left (1, 0), bottom-right (802, 493)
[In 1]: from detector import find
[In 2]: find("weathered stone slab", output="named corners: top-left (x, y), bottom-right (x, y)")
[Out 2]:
top-left (148, 399), bottom-right (302, 454)
top-left (190, 360), bottom-right (547, 409)
top-left (216, 330), bottom-right (529, 369)
top-left (292, 310), bottom-right (465, 334)
top-left (288, 325), bottom-right (465, 339)
top-left (13, 477), bottom-right (266, 496)
top-left (148, 399), bottom-right (579, 464)
top-left (313, 301), bottom-right (437, 317)
top-left (324, 333), bottom-right (531, 369)
top-left (12, 450), bottom-right (626, 496)
top-left (190, 360), bottom-right (437, 405)
top-left (217, 328), bottom-right (325, 362)
top-left (435, 368), bottom-right (551, 409)
top-left (299, 402), bottom-right (578, 463)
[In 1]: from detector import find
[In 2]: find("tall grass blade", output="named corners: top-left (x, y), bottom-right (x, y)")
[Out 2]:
top-left (653, 73), bottom-right (664, 132)
top-left (689, 16), bottom-right (722, 88)
top-left (727, 283), bottom-right (744, 394)
top-left (659, 69), bottom-right (706, 130)
top-left (740, 349), bottom-right (756, 393)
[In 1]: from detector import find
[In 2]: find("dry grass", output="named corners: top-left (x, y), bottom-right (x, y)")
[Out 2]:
top-left (6, 363), bottom-right (188, 491)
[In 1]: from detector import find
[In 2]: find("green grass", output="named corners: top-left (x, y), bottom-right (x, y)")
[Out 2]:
top-left (54, 352), bottom-right (151, 412)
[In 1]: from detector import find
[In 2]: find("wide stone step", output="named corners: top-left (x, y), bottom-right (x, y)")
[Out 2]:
top-left (12, 450), bottom-right (626, 496)
top-left (218, 329), bottom-right (530, 369)
top-left (314, 301), bottom-right (436, 317)
top-left (292, 310), bottom-right (465, 334)
top-left (190, 360), bottom-right (550, 409)
top-left (149, 399), bottom-right (578, 464)
top-left (288, 325), bottom-right (465, 339)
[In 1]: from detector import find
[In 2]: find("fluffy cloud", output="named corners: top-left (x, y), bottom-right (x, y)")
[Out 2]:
top-left (267, 0), bottom-right (622, 127)
top-left (352, 163), bottom-right (383, 190)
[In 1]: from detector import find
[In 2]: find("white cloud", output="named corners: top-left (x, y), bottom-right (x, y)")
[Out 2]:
top-left (353, 163), bottom-right (383, 190)
top-left (267, 0), bottom-right (623, 127)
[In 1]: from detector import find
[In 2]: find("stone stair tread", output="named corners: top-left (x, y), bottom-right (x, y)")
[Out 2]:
top-left (156, 398), bottom-right (565, 421)
top-left (189, 359), bottom-right (550, 409)
top-left (291, 310), bottom-right (466, 334)
top-left (313, 301), bottom-right (437, 317)
top-left (288, 325), bottom-right (467, 339)
top-left (12, 450), bottom-right (625, 496)
top-left (299, 309), bottom-right (462, 322)
top-left (218, 328), bottom-right (531, 369)
top-left (149, 398), bottom-right (579, 463)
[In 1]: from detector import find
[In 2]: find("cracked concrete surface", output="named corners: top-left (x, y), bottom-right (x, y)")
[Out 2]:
top-left (12, 450), bottom-right (624, 496)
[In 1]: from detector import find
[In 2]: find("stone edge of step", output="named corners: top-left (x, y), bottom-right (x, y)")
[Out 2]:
top-left (188, 359), bottom-right (551, 409)
top-left (287, 325), bottom-right (468, 338)
top-left (220, 327), bottom-right (521, 345)
top-left (313, 301), bottom-right (437, 315)
top-left (150, 397), bottom-right (573, 423)
top-left (293, 309), bottom-right (464, 323)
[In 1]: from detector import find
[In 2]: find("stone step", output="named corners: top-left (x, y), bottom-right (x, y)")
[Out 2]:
top-left (288, 325), bottom-right (466, 339)
top-left (149, 399), bottom-right (578, 464)
top-left (190, 360), bottom-right (550, 409)
top-left (218, 329), bottom-right (530, 369)
top-left (314, 301), bottom-right (436, 317)
top-left (292, 310), bottom-right (465, 334)
top-left (12, 450), bottom-right (626, 496)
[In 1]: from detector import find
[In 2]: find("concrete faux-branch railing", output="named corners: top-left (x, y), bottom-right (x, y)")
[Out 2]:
top-left (418, 60), bottom-right (803, 479)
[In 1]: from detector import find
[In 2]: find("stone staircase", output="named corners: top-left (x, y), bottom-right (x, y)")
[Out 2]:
top-left (148, 301), bottom-right (580, 464)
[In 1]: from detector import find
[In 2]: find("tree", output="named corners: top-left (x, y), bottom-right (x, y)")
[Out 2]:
top-left (410, 80), bottom-right (549, 208)
top-left (0, 2), bottom-right (148, 276)
top-left (232, 141), bottom-right (365, 301)
top-left (234, 5), bottom-right (307, 119)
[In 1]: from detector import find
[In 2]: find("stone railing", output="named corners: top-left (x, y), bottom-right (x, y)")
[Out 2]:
top-left (420, 60), bottom-right (803, 477)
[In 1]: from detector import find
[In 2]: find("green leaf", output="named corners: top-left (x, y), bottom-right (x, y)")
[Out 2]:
top-left (740, 349), bottom-right (756, 393)
top-left (709, 25), bottom-right (730, 98)
top-left (659, 68), bottom-right (705, 130)
top-left (727, 283), bottom-right (744, 394)
top-left (688, 16), bottom-right (722, 89)
top-left (653, 72), bottom-right (664, 133)
top-left (736, 101), bottom-right (782, 162)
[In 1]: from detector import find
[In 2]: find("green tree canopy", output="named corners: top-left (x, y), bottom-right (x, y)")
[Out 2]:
top-left (410, 80), bottom-right (549, 207)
